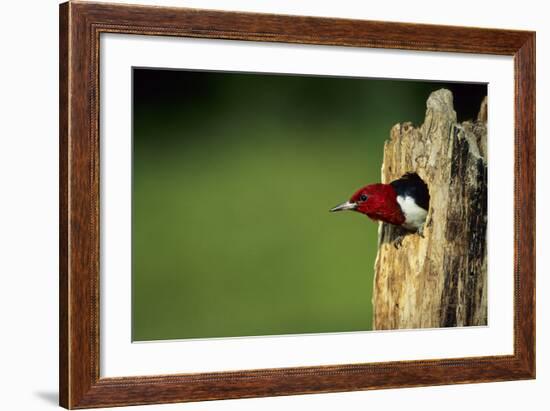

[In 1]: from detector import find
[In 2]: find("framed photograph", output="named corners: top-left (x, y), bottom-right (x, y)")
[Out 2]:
top-left (59, 1), bottom-right (535, 408)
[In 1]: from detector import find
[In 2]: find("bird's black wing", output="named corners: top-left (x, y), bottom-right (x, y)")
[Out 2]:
top-left (390, 173), bottom-right (430, 211)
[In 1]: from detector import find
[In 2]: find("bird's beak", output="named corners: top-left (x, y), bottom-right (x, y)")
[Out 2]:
top-left (330, 201), bottom-right (357, 212)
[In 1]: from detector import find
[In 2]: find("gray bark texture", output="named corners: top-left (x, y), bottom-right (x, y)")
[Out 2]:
top-left (373, 89), bottom-right (488, 330)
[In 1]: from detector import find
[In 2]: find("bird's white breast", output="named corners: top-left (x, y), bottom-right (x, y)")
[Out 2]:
top-left (396, 195), bottom-right (428, 231)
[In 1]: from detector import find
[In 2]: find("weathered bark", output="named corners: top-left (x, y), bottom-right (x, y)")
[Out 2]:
top-left (373, 89), bottom-right (487, 330)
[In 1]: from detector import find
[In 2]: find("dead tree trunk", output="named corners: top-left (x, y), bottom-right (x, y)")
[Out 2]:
top-left (373, 89), bottom-right (487, 330)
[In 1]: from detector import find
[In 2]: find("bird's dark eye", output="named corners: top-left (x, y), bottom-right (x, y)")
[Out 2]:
top-left (360, 194), bottom-right (368, 202)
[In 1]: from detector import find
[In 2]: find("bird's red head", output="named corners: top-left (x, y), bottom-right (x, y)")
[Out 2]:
top-left (330, 183), bottom-right (405, 226)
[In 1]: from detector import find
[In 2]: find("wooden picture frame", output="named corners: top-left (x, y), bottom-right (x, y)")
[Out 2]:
top-left (59, 1), bottom-right (535, 408)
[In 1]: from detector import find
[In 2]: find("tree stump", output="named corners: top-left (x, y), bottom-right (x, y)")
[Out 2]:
top-left (372, 89), bottom-right (488, 330)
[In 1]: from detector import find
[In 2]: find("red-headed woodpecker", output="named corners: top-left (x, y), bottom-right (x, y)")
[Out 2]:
top-left (330, 172), bottom-right (430, 235)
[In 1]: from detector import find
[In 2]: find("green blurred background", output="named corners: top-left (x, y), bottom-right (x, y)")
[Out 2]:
top-left (132, 68), bottom-right (486, 341)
